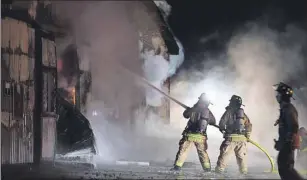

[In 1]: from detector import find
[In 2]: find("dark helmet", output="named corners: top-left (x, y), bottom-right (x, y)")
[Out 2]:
top-left (229, 95), bottom-right (243, 107)
top-left (273, 82), bottom-right (294, 97)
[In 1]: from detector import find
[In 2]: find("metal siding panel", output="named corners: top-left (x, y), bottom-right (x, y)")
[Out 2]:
top-left (2, 14), bottom-right (56, 165)
top-left (42, 117), bottom-right (56, 160)
top-left (41, 37), bottom-right (57, 161)
top-left (42, 38), bottom-right (49, 66)
top-left (28, 27), bottom-right (35, 80)
top-left (1, 18), bottom-right (35, 165)
top-left (48, 41), bottom-right (57, 67)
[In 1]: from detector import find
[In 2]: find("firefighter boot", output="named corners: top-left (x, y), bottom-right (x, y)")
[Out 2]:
top-left (170, 165), bottom-right (181, 171)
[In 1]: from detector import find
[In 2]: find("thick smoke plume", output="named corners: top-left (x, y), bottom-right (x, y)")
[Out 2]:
top-left (53, 0), bottom-right (307, 170)
top-left (53, 1), bottom-right (186, 163)
top-left (170, 22), bottom-right (307, 167)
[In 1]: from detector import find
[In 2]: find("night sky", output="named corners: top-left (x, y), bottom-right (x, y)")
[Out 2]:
top-left (166, 0), bottom-right (307, 70)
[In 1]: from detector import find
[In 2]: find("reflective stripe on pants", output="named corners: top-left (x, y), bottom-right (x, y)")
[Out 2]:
top-left (215, 139), bottom-right (248, 174)
top-left (174, 134), bottom-right (211, 170)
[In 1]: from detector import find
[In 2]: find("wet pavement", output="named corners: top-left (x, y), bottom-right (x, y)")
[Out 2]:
top-left (2, 160), bottom-right (289, 180)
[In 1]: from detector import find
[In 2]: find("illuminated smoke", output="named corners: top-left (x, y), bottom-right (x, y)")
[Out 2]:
top-left (170, 22), bottom-right (307, 167)
top-left (142, 0), bottom-right (185, 107)
top-left (53, 1), bottom-right (186, 163)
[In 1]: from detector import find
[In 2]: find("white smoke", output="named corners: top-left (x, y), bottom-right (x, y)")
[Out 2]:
top-left (53, 0), bottom-right (186, 163)
top-left (153, 0), bottom-right (172, 18)
top-left (170, 22), bottom-right (307, 166)
top-left (141, 39), bottom-right (185, 106)
top-left (142, 51), bottom-right (170, 106)
top-left (142, 0), bottom-right (185, 107)
top-left (53, 0), bottom-right (307, 170)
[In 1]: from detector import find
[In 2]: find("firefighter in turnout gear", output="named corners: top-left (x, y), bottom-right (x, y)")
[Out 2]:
top-left (171, 93), bottom-right (216, 172)
top-left (215, 95), bottom-right (252, 175)
top-left (273, 82), bottom-right (303, 180)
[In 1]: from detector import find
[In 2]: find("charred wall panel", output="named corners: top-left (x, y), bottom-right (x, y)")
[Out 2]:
top-left (41, 37), bottom-right (57, 160)
top-left (128, 1), bottom-right (174, 123)
top-left (1, 17), bottom-right (35, 164)
top-left (1, 7), bottom-right (57, 164)
top-left (41, 116), bottom-right (57, 159)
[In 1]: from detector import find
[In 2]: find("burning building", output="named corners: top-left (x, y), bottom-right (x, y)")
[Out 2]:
top-left (53, 0), bottom-right (183, 125)
top-left (1, 0), bottom-right (184, 166)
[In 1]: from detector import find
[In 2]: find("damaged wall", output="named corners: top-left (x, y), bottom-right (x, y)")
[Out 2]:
top-left (1, 14), bottom-right (36, 164)
top-left (51, 1), bottom-right (182, 126)
top-left (1, 2), bottom-right (58, 164)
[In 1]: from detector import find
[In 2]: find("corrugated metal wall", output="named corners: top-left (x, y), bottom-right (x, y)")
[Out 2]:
top-left (1, 15), bottom-right (57, 164)
top-left (1, 17), bottom-right (36, 164)
top-left (41, 37), bottom-right (58, 161)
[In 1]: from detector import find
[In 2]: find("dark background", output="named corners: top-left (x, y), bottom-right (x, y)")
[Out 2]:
top-left (166, 0), bottom-right (307, 70)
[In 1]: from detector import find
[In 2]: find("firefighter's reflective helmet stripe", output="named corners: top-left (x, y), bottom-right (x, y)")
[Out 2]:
top-left (273, 82), bottom-right (294, 97)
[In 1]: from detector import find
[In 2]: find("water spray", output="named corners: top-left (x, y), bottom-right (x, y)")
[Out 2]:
top-left (116, 61), bottom-right (275, 173)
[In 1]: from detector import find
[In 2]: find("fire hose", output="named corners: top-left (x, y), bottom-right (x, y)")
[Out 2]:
top-left (117, 62), bottom-right (275, 173)
top-left (209, 124), bottom-right (275, 173)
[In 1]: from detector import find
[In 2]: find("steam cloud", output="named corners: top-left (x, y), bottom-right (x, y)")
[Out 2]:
top-left (53, 0), bottom-right (185, 163)
top-left (141, 0), bottom-right (184, 107)
top-left (170, 22), bottom-right (307, 167)
top-left (53, 0), bottom-right (307, 171)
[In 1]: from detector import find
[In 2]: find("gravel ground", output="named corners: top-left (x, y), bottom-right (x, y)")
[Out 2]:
top-left (2, 160), bottom-right (291, 180)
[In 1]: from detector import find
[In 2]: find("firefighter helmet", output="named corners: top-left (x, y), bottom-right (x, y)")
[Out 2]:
top-left (198, 93), bottom-right (208, 100)
top-left (273, 82), bottom-right (293, 97)
top-left (198, 93), bottom-right (211, 104)
top-left (230, 95), bottom-right (242, 105)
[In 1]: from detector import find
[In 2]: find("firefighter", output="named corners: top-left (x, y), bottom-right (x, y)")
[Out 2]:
top-left (273, 82), bottom-right (303, 180)
top-left (215, 95), bottom-right (252, 175)
top-left (171, 93), bottom-right (216, 172)
top-left (297, 127), bottom-right (307, 167)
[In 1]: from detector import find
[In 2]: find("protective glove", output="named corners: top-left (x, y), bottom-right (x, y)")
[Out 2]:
top-left (183, 107), bottom-right (192, 119)
top-left (274, 139), bottom-right (282, 151)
